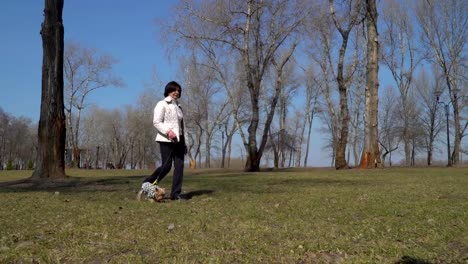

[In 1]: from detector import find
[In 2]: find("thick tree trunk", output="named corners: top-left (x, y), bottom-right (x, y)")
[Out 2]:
top-left (31, 0), bottom-right (66, 179)
top-left (245, 148), bottom-right (260, 172)
top-left (334, 34), bottom-right (350, 170)
top-left (359, 0), bottom-right (381, 169)
top-left (335, 85), bottom-right (350, 169)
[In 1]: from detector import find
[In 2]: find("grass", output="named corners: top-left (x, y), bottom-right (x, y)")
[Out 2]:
top-left (0, 167), bottom-right (467, 263)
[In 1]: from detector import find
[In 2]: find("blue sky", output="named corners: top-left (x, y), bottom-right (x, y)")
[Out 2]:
top-left (1, 0), bottom-right (177, 121)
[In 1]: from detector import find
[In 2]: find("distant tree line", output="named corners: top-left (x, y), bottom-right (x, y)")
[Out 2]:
top-left (0, 108), bottom-right (36, 170)
top-left (5, 0), bottom-right (467, 174)
top-left (166, 0), bottom-right (466, 169)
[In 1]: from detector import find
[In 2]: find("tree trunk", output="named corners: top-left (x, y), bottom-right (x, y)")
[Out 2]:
top-left (32, 0), bottom-right (66, 179)
top-left (427, 123), bottom-right (434, 166)
top-left (334, 35), bottom-right (350, 170)
top-left (205, 132), bottom-right (211, 168)
top-left (335, 84), bottom-right (350, 169)
top-left (359, 0), bottom-right (381, 169)
top-left (451, 88), bottom-right (462, 165)
top-left (245, 80), bottom-right (261, 172)
top-left (72, 145), bottom-right (81, 168)
top-left (303, 111), bottom-right (314, 167)
top-left (403, 115), bottom-right (411, 166)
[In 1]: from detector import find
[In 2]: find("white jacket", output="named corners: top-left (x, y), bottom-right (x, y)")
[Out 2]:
top-left (153, 96), bottom-right (184, 143)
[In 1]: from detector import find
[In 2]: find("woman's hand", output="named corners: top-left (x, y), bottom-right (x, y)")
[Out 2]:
top-left (167, 130), bottom-right (177, 141)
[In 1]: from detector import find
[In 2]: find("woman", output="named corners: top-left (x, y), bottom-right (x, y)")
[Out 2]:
top-left (142, 81), bottom-right (187, 200)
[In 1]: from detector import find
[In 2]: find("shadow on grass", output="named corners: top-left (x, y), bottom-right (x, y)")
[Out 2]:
top-left (0, 176), bottom-right (217, 201)
top-left (203, 176), bottom-right (372, 190)
top-left (0, 175), bottom-right (142, 193)
top-left (394, 256), bottom-right (432, 264)
top-left (183, 189), bottom-right (215, 199)
top-left (0, 170), bottom-right (371, 196)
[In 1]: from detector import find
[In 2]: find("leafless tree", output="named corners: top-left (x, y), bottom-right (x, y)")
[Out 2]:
top-left (134, 87), bottom-right (162, 170)
top-left (295, 65), bottom-right (321, 167)
top-left (379, 86), bottom-right (400, 167)
top-left (0, 108), bottom-right (10, 169)
top-left (80, 107), bottom-right (101, 168)
top-left (348, 73), bottom-right (365, 167)
top-left (415, 0), bottom-right (467, 165)
top-left (180, 54), bottom-right (228, 168)
top-left (307, 25), bottom-right (338, 166)
top-left (105, 109), bottom-right (129, 169)
top-left (178, 35), bottom-right (248, 169)
top-left (380, 0), bottom-right (423, 166)
top-left (64, 42), bottom-right (123, 168)
top-left (32, 0), bottom-right (66, 179)
top-left (414, 68), bottom-right (444, 166)
top-left (329, 0), bottom-right (365, 169)
top-left (359, 0), bottom-right (381, 169)
top-left (406, 95), bottom-right (426, 166)
top-left (305, 1), bottom-right (363, 168)
top-left (0, 109), bottom-right (37, 170)
top-left (265, 48), bottom-right (299, 168)
top-left (171, 0), bottom-right (307, 171)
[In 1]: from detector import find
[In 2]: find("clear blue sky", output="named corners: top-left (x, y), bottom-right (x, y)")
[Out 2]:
top-left (1, 0), bottom-right (177, 121)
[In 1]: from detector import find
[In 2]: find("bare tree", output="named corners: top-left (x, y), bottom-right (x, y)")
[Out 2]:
top-left (81, 106), bottom-right (134, 170)
top-left (414, 68), bottom-right (444, 166)
top-left (181, 54), bottom-right (224, 168)
top-left (9, 117), bottom-right (36, 169)
top-left (348, 73), bottom-right (365, 167)
top-left (359, 0), bottom-right (381, 169)
top-left (171, 0), bottom-right (306, 171)
top-left (64, 42), bottom-right (123, 168)
top-left (179, 31), bottom-right (248, 169)
top-left (105, 109), bottom-right (129, 169)
top-left (0, 109), bottom-right (37, 170)
top-left (134, 87), bottom-right (162, 170)
top-left (379, 86), bottom-right (400, 167)
top-left (266, 47), bottom-right (299, 168)
top-left (0, 108), bottom-right (8, 169)
top-left (415, 0), bottom-right (467, 165)
top-left (381, 0), bottom-right (422, 166)
top-left (304, 1), bottom-right (363, 168)
top-left (328, 0), bottom-right (365, 169)
top-left (32, 0), bottom-right (66, 179)
top-left (308, 25), bottom-right (338, 166)
top-left (405, 93), bottom-right (426, 166)
top-left (298, 66), bottom-right (320, 167)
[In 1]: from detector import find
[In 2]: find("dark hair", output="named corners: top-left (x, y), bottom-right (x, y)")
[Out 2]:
top-left (164, 81), bottom-right (182, 98)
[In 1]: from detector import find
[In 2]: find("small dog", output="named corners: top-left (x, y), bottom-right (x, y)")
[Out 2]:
top-left (137, 182), bottom-right (166, 202)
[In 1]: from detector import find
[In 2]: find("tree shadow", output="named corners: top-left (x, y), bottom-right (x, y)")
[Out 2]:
top-left (183, 189), bottom-right (215, 199)
top-left (394, 256), bottom-right (432, 264)
top-left (0, 175), bottom-right (140, 193)
top-left (0, 176), bottom-right (218, 201)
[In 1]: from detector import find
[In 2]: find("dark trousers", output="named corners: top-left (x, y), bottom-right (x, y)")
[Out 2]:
top-left (143, 139), bottom-right (185, 198)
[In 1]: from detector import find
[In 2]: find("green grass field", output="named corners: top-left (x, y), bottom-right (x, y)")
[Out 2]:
top-left (0, 167), bottom-right (467, 263)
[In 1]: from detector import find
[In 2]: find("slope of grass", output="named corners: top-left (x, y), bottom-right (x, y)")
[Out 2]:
top-left (0, 167), bottom-right (467, 263)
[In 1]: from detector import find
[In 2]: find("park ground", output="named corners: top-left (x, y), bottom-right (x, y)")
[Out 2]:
top-left (0, 167), bottom-right (467, 263)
